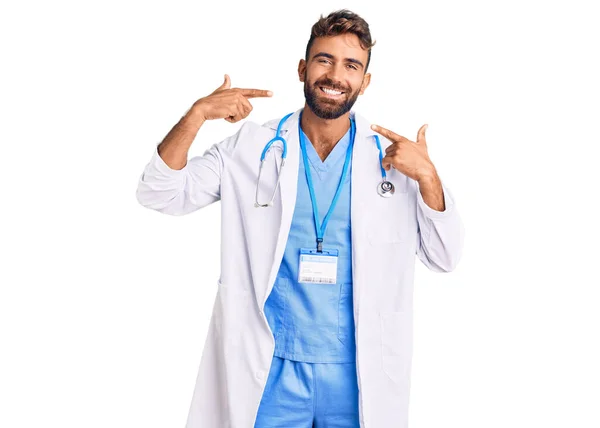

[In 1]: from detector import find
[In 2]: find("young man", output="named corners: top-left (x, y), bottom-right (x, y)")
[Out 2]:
top-left (136, 9), bottom-right (464, 428)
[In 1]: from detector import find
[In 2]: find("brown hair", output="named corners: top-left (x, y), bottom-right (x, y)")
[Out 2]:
top-left (305, 9), bottom-right (376, 72)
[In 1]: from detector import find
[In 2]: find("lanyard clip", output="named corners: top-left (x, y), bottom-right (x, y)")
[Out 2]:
top-left (316, 238), bottom-right (323, 253)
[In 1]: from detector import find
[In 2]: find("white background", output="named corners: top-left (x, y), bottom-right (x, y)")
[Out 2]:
top-left (1, 0), bottom-right (599, 427)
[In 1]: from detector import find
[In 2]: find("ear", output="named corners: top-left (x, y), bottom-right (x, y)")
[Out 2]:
top-left (298, 59), bottom-right (306, 82)
top-left (359, 73), bottom-right (371, 95)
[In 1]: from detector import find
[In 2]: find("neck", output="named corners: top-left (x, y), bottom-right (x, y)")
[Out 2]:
top-left (300, 104), bottom-right (351, 157)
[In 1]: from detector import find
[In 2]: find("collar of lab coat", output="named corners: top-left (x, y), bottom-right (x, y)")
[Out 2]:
top-left (262, 107), bottom-right (378, 141)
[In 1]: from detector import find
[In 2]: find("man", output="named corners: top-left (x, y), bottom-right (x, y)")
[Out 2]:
top-left (136, 9), bottom-right (464, 428)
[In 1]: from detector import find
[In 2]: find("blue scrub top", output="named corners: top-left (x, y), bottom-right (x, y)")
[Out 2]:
top-left (263, 123), bottom-right (356, 363)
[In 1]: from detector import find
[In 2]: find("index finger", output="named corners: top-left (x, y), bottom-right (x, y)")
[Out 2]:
top-left (371, 124), bottom-right (408, 143)
top-left (239, 88), bottom-right (273, 98)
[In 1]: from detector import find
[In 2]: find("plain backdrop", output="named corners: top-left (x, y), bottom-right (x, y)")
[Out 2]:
top-left (1, 0), bottom-right (599, 427)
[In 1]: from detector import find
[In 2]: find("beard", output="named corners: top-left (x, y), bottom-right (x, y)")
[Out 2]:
top-left (304, 76), bottom-right (360, 120)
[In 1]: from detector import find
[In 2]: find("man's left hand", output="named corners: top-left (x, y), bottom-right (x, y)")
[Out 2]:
top-left (371, 123), bottom-right (437, 182)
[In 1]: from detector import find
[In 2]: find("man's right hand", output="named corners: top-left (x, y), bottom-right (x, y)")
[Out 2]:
top-left (192, 74), bottom-right (273, 123)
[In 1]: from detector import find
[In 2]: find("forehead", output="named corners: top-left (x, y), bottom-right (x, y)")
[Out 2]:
top-left (308, 33), bottom-right (368, 62)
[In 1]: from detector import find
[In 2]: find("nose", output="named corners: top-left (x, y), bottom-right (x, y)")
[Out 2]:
top-left (325, 64), bottom-right (346, 88)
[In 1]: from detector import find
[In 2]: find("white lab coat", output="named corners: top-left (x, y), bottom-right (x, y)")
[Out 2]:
top-left (136, 107), bottom-right (465, 428)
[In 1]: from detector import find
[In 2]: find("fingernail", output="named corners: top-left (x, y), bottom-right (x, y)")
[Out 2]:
top-left (267, 91), bottom-right (273, 96)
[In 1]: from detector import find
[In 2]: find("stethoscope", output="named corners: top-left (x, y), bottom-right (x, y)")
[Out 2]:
top-left (254, 112), bottom-right (395, 207)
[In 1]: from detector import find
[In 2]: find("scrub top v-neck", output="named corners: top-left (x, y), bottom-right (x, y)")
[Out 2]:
top-left (263, 123), bottom-right (356, 363)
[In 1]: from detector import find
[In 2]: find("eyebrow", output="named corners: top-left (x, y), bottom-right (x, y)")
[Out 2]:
top-left (312, 52), bottom-right (364, 69)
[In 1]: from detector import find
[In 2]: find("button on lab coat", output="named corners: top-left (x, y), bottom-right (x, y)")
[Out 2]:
top-left (136, 107), bottom-right (465, 428)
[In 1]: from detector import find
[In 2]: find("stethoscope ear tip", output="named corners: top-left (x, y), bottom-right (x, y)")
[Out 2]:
top-left (254, 202), bottom-right (274, 208)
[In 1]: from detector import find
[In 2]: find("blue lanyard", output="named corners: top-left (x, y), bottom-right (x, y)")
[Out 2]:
top-left (298, 114), bottom-right (356, 252)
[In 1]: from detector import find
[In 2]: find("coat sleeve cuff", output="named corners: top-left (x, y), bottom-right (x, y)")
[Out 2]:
top-left (150, 145), bottom-right (186, 176)
top-left (416, 179), bottom-right (456, 220)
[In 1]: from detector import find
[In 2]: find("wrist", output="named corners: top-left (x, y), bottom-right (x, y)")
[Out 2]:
top-left (181, 103), bottom-right (207, 130)
top-left (416, 165), bottom-right (438, 183)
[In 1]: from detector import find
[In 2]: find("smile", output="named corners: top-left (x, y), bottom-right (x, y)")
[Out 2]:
top-left (319, 86), bottom-right (345, 97)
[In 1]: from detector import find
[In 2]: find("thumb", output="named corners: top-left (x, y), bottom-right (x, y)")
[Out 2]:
top-left (214, 74), bottom-right (231, 92)
top-left (417, 124), bottom-right (428, 143)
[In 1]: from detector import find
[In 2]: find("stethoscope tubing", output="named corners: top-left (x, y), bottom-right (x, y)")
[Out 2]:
top-left (255, 112), bottom-right (395, 207)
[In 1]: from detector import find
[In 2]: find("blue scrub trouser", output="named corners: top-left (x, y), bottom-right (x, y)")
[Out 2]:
top-left (254, 355), bottom-right (360, 428)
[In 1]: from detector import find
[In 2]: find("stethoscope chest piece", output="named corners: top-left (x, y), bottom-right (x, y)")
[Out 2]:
top-left (377, 180), bottom-right (395, 198)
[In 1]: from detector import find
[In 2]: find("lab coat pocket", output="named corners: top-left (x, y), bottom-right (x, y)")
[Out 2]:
top-left (367, 191), bottom-right (409, 244)
top-left (216, 279), bottom-right (250, 353)
top-left (379, 310), bottom-right (412, 385)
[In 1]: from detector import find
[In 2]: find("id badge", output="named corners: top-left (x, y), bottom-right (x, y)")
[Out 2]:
top-left (298, 248), bottom-right (339, 284)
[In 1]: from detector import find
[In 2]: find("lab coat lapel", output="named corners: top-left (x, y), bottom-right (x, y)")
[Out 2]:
top-left (261, 109), bottom-right (301, 310)
top-left (349, 110), bottom-right (378, 323)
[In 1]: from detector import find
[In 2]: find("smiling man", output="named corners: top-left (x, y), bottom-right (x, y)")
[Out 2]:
top-left (136, 9), bottom-right (464, 428)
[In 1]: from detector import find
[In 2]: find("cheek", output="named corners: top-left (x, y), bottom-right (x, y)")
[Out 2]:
top-left (345, 75), bottom-right (361, 91)
top-left (305, 67), bottom-right (321, 82)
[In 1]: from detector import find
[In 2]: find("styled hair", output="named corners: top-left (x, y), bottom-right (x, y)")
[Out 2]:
top-left (305, 9), bottom-right (376, 72)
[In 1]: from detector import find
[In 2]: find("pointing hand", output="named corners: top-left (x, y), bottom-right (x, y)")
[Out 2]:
top-left (371, 123), bottom-right (437, 182)
top-left (193, 74), bottom-right (273, 123)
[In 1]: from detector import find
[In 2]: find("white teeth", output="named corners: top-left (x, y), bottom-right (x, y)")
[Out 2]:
top-left (321, 87), bottom-right (342, 95)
